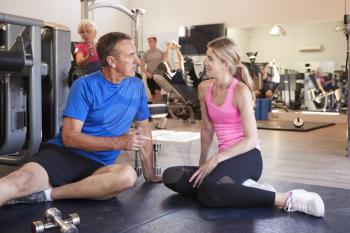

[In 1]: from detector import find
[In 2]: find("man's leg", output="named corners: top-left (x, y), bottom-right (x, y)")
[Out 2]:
top-left (152, 77), bottom-right (163, 104)
top-left (153, 89), bottom-right (163, 103)
top-left (254, 89), bottom-right (262, 98)
top-left (0, 162), bottom-right (51, 206)
top-left (265, 90), bottom-right (273, 99)
top-left (51, 164), bottom-right (137, 200)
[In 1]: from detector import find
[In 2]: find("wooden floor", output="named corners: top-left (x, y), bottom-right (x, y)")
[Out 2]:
top-left (120, 116), bottom-right (350, 190)
top-left (1, 114), bottom-right (349, 190)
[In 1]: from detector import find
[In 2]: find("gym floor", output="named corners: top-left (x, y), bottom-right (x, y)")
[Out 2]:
top-left (0, 116), bottom-right (349, 233)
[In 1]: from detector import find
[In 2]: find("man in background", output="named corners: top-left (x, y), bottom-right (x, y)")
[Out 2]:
top-left (141, 36), bottom-right (164, 103)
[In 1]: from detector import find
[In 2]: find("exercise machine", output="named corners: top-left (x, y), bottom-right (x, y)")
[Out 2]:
top-left (0, 13), bottom-right (71, 164)
top-left (80, 0), bottom-right (145, 57)
top-left (304, 72), bottom-right (347, 112)
top-left (153, 70), bottom-right (199, 123)
top-left (280, 73), bottom-right (304, 109)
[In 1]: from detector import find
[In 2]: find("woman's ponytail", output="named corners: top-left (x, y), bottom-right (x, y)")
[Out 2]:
top-left (236, 64), bottom-right (255, 102)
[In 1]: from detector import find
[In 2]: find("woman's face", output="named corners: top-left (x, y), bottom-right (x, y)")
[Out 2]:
top-left (203, 47), bottom-right (226, 78)
top-left (79, 26), bottom-right (96, 43)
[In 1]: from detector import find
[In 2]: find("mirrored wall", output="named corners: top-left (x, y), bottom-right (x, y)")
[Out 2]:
top-left (228, 20), bottom-right (347, 112)
top-left (228, 21), bottom-right (346, 72)
top-left (143, 21), bottom-right (347, 112)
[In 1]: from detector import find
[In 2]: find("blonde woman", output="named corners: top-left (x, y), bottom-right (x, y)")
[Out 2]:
top-left (163, 37), bottom-right (325, 218)
top-left (75, 19), bottom-right (100, 74)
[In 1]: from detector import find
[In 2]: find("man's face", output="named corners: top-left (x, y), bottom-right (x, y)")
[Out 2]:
top-left (147, 38), bottom-right (156, 49)
top-left (113, 40), bottom-right (139, 77)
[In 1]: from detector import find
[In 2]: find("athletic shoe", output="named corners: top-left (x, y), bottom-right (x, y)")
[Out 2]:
top-left (284, 189), bottom-right (325, 217)
top-left (5, 191), bottom-right (49, 205)
top-left (242, 179), bottom-right (276, 192)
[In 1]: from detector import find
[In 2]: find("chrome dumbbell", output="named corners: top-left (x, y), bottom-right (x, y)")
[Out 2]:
top-left (134, 150), bottom-right (143, 176)
top-left (134, 143), bottom-right (162, 176)
top-left (32, 208), bottom-right (80, 233)
top-left (153, 143), bottom-right (162, 175)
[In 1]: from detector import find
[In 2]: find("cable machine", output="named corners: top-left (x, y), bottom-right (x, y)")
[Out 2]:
top-left (0, 13), bottom-right (71, 164)
top-left (80, 0), bottom-right (145, 57)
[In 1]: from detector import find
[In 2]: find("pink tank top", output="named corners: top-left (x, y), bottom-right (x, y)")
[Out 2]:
top-left (75, 42), bottom-right (99, 63)
top-left (205, 79), bottom-right (259, 152)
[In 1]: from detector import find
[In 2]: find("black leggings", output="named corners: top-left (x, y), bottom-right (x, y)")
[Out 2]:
top-left (163, 148), bottom-right (275, 208)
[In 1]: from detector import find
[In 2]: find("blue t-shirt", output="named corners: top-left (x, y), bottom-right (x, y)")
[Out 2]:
top-left (49, 71), bottom-right (150, 165)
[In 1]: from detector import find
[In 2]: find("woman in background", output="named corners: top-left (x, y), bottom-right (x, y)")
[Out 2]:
top-left (74, 19), bottom-right (100, 75)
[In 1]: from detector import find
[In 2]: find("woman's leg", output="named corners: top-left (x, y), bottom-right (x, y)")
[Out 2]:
top-left (205, 148), bottom-right (263, 185)
top-left (197, 149), bottom-right (275, 207)
top-left (163, 166), bottom-right (198, 196)
top-left (197, 183), bottom-right (275, 207)
top-left (195, 149), bottom-right (325, 217)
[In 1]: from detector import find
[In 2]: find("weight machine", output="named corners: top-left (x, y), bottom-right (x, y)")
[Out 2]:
top-left (0, 13), bottom-right (71, 164)
top-left (80, 0), bottom-right (145, 57)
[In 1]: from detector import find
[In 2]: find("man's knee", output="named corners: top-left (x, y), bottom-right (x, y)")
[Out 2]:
top-left (121, 165), bottom-right (137, 189)
top-left (97, 165), bottom-right (137, 199)
top-left (8, 170), bottom-right (34, 191)
top-left (255, 90), bottom-right (262, 97)
top-left (110, 165), bottom-right (137, 191)
top-left (7, 163), bottom-right (47, 192)
top-left (265, 90), bottom-right (273, 99)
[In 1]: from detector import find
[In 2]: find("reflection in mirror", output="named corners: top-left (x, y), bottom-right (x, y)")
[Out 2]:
top-left (228, 21), bottom-right (347, 113)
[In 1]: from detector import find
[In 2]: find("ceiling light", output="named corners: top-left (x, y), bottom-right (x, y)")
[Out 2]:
top-left (269, 25), bottom-right (286, 36)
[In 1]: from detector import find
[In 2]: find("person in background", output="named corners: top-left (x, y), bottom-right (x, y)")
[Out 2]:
top-left (141, 36), bottom-right (164, 104)
top-left (255, 60), bottom-right (280, 99)
top-left (162, 41), bottom-right (186, 84)
top-left (315, 67), bottom-right (342, 112)
top-left (74, 19), bottom-right (100, 75)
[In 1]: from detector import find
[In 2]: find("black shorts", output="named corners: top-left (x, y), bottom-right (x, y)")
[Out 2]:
top-left (31, 143), bottom-right (104, 187)
top-left (323, 82), bottom-right (337, 92)
top-left (261, 80), bottom-right (278, 93)
top-left (147, 76), bottom-right (161, 95)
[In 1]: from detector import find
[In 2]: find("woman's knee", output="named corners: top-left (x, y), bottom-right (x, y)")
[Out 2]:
top-left (163, 166), bottom-right (194, 186)
top-left (163, 167), bottom-right (178, 186)
top-left (163, 166), bottom-right (197, 195)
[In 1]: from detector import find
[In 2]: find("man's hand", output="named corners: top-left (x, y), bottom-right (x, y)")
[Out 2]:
top-left (146, 72), bottom-right (153, 79)
top-left (112, 128), bottom-right (151, 151)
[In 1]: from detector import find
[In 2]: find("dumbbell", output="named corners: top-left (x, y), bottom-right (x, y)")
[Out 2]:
top-left (134, 150), bottom-right (143, 176)
top-left (32, 208), bottom-right (80, 233)
top-left (153, 143), bottom-right (162, 175)
top-left (135, 144), bottom-right (162, 176)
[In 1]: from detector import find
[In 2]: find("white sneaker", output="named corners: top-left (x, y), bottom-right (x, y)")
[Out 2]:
top-left (242, 179), bottom-right (276, 192)
top-left (5, 191), bottom-right (49, 205)
top-left (284, 189), bottom-right (325, 217)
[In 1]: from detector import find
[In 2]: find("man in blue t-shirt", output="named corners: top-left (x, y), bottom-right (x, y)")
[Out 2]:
top-left (0, 32), bottom-right (162, 207)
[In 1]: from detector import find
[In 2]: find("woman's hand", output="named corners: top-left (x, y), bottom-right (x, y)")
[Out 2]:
top-left (87, 42), bottom-right (96, 57)
top-left (189, 155), bottom-right (219, 188)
